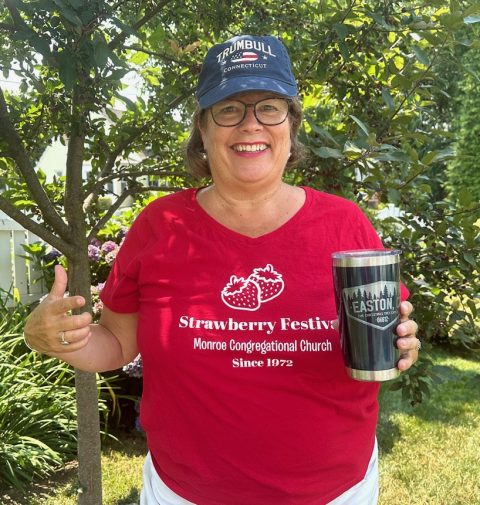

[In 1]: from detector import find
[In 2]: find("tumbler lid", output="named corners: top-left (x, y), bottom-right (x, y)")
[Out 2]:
top-left (332, 249), bottom-right (401, 267)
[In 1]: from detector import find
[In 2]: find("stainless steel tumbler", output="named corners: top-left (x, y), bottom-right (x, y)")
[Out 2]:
top-left (332, 249), bottom-right (402, 381)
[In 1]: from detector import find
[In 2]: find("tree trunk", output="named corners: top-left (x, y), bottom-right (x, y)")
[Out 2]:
top-left (69, 250), bottom-right (103, 504)
top-left (75, 370), bottom-right (102, 504)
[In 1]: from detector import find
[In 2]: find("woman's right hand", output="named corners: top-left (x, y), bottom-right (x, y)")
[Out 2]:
top-left (23, 265), bottom-right (93, 354)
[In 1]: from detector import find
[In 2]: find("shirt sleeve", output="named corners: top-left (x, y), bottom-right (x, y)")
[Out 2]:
top-left (100, 209), bottom-right (151, 313)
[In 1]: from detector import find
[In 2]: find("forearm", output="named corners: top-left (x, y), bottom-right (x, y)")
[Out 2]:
top-left (48, 322), bottom-right (136, 373)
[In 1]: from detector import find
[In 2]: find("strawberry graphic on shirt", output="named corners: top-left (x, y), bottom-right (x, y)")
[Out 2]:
top-left (248, 264), bottom-right (285, 302)
top-left (221, 265), bottom-right (284, 311)
top-left (221, 275), bottom-right (261, 311)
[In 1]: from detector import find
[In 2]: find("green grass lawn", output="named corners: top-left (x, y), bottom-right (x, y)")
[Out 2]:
top-left (1, 347), bottom-right (479, 505)
top-left (378, 347), bottom-right (480, 505)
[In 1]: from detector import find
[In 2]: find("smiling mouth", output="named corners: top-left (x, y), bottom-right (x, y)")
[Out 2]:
top-left (232, 143), bottom-right (268, 153)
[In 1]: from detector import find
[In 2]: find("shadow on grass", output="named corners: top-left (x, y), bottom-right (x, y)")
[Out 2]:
top-left (0, 433), bottom-right (147, 505)
top-left (377, 346), bottom-right (480, 455)
top-left (116, 488), bottom-right (140, 505)
top-left (103, 431), bottom-right (147, 457)
top-left (0, 461), bottom-right (78, 505)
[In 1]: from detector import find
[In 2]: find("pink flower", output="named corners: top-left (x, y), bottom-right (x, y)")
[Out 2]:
top-left (101, 240), bottom-right (118, 254)
top-left (93, 300), bottom-right (104, 315)
top-left (105, 250), bottom-right (118, 265)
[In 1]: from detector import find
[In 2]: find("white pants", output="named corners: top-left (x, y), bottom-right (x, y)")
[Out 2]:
top-left (140, 439), bottom-right (379, 505)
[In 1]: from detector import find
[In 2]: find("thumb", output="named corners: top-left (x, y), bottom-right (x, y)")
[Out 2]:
top-left (49, 264), bottom-right (69, 299)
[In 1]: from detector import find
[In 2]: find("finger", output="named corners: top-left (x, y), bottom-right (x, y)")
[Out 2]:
top-left (332, 319), bottom-right (339, 330)
top-left (397, 353), bottom-right (416, 371)
top-left (50, 295), bottom-right (87, 316)
top-left (59, 325), bottom-right (92, 346)
top-left (49, 264), bottom-right (69, 299)
top-left (399, 301), bottom-right (413, 321)
top-left (396, 336), bottom-right (421, 351)
top-left (55, 330), bottom-right (92, 352)
top-left (61, 311), bottom-right (93, 331)
top-left (396, 319), bottom-right (418, 338)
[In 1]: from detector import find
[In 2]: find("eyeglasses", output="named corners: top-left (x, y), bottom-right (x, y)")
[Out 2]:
top-left (210, 97), bottom-right (291, 127)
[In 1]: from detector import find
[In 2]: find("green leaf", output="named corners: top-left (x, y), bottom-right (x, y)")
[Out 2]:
top-left (334, 23), bottom-right (349, 40)
top-left (387, 188), bottom-right (401, 204)
top-left (412, 45), bottom-right (430, 66)
top-left (462, 252), bottom-right (477, 267)
top-left (30, 35), bottom-right (50, 57)
top-left (389, 381), bottom-right (403, 391)
top-left (129, 51), bottom-right (149, 65)
top-left (343, 141), bottom-right (363, 155)
top-left (306, 120), bottom-right (339, 145)
top-left (94, 40), bottom-right (110, 68)
top-left (457, 187), bottom-right (473, 205)
top-left (367, 11), bottom-right (395, 30)
top-left (51, 0), bottom-right (82, 25)
top-left (467, 299), bottom-right (478, 318)
top-left (311, 146), bottom-right (343, 159)
top-left (111, 17), bottom-right (140, 38)
top-left (349, 115), bottom-right (369, 135)
top-left (465, 4), bottom-right (480, 16)
top-left (372, 150), bottom-right (411, 162)
top-left (114, 93), bottom-right (137, 111)
top-left (57, 51), bottom-right (77, 92)
top-left (421, 151), bottom-right (438, 165)
top-left (391, 74), bottom-right (412, 91)
top-left (381, 88), bottom-right (395, 109)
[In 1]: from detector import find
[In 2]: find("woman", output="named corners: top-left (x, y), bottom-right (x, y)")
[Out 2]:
top-left (24, 35), bottom-right (420, 505)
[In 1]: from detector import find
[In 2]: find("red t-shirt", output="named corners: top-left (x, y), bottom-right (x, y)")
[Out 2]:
top-left (100, 187), bottom-right (408, 505)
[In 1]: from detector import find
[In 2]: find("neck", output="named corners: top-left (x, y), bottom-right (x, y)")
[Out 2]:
top-left (207, 180), bottom-right (287, 210)
top-left (197, 182), bottom-right (305, 238)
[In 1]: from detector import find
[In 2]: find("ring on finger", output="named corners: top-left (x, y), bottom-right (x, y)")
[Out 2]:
top-left (59, 331), bottom-right (70, 346)
top-left (415, 339), bottom-right (421, 352)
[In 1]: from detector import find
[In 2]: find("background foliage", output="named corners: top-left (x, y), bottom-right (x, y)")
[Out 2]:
top-left (0, 0), bottom-right (479, 494)
top-left (0, 297), bottom-right (78, 488)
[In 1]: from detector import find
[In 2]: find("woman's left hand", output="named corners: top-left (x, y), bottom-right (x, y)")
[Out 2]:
top-left (395, 301), bottom-right (420, 371)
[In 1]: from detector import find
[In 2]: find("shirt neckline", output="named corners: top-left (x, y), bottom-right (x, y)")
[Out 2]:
top-left (189, 186), bottom-right (312, 245)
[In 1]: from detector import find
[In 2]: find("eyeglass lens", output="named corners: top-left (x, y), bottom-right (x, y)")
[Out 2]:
top-left (211, 98), bottom-right (289, 126)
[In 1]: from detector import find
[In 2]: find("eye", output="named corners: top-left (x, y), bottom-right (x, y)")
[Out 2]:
top-left (215, 101), bottom-right (242, 115)
top-left (257, 99), bottom-right (284, 114)
top-left (258, 104), bottom-right (278, 112)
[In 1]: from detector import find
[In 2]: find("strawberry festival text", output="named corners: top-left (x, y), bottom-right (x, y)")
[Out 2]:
top-left (178, 316), bottom-right (335, 334)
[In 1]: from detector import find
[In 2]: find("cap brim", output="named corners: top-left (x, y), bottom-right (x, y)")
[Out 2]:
top-left (197, 76), bottom-right (298, 109)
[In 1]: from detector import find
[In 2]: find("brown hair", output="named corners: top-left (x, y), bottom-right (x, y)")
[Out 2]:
top-left (184, 97), bottom-right (305, 179)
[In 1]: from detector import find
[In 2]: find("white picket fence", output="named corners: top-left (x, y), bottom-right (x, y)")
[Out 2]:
top-left (0, 215), bottom-right (46, 307)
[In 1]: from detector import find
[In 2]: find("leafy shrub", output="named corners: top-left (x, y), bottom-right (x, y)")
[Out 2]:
top-left (0, 297), bottom-right (77, 488)
top-left (0, 293), bottom-right (120, 488)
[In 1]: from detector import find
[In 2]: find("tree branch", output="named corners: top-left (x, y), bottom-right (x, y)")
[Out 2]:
top-left (84, 167), bottom-right (186, 200)
top-left (83, 91), bottom-right (191, 209)
top-left (108, 0), bottom-right (175, 50)
top-left (87, 184), bottom-right (182, 240)
top-left (0, 195), bottom-right (75, 256)
top-left (4, 0), bottom-right (28, 29)
top-left (121, 44), bottom-right (193, 68)
top-left (0, 22), bottom-right (17, 31)
top-left (0, 86), bottom-right (71, 239)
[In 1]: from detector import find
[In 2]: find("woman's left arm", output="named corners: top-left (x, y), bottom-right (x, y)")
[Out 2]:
top-left (395, 301), bottom-right (420, 371)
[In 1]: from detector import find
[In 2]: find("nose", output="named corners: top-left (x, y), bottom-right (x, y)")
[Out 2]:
top-left (239, 104), bottom-right (263, 131)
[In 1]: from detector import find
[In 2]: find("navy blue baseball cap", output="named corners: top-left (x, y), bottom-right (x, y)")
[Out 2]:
top-left (196, 35), bottom-right (298, 109)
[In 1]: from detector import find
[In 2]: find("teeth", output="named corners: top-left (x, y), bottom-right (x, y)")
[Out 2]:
top-left (233, 144), bottom-right (267, 152)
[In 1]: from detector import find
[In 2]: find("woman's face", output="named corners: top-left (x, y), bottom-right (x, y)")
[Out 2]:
top-left (200, 91), bottom-right (292, 191)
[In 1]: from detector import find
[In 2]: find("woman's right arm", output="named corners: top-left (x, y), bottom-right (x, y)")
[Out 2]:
top-left (23, 265), bottom-right (139, 373)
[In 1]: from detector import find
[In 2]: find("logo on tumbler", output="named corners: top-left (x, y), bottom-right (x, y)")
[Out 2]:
top-left (342, 281), bottom-right (399, 330)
